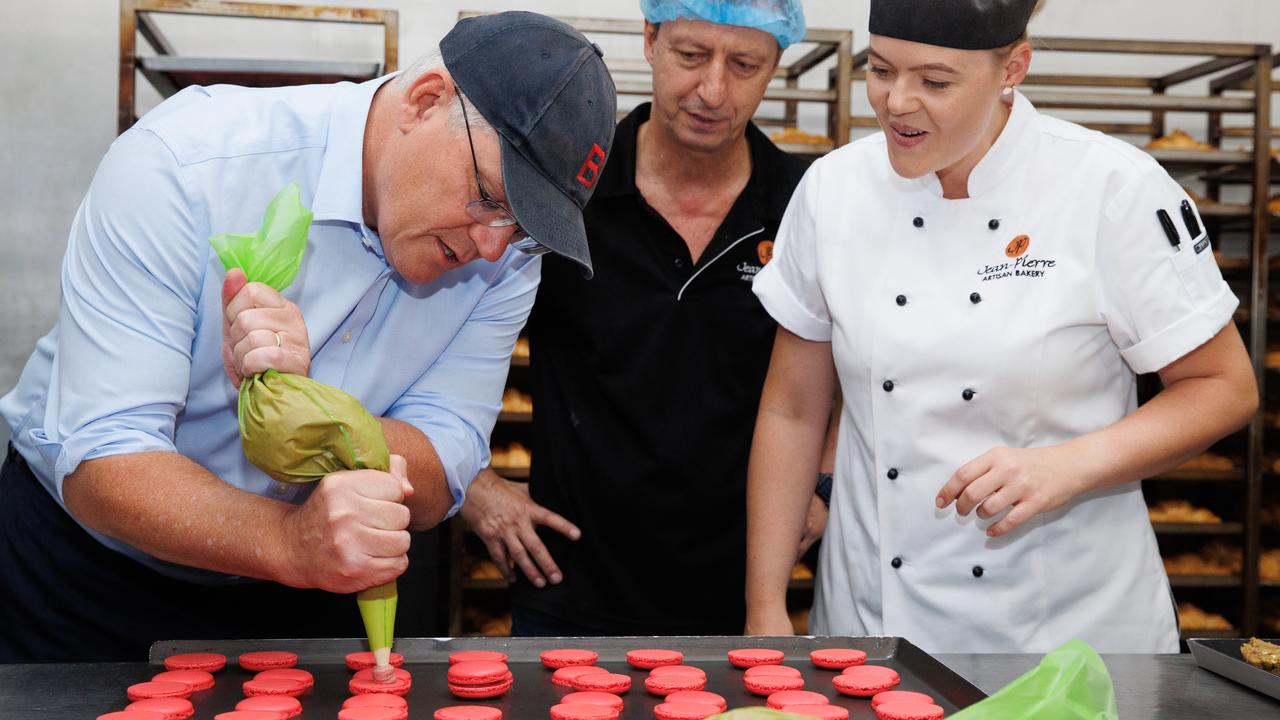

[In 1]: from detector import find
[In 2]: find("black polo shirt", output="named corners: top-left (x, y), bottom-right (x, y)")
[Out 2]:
top-left (511, 103), bottom-right (810, 634)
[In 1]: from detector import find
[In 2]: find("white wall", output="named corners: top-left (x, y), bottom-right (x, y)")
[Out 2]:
top-left (2, 0), bottom-right (1278, 447)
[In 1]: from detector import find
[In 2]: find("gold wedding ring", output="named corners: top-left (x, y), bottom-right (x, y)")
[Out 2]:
top-left (273, 331), bottom-right (282, 348)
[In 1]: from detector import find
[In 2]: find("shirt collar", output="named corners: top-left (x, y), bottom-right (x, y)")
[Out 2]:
top-left (310, 73), bottom-right (397, 235)
top-left (892, 89), bottom-right (1035, 199)
top-left (593, 102), bottom-right (802, 222)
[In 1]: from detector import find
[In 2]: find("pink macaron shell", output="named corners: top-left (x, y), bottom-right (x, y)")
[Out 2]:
top-left (254, 669), bottom-right (313, 690)
top-left (541, 649), bottom-right (600, 668)
top-left (649, 665), bottom-right (707, 681)
top-left (559, 692), bottom-right (624, 711)
top-left (665, 690), bottom-right (727, 712)
top-left (349, 668), bottom-right (413, 696)
top-left (344, 651), bottom-right (406, 671)
top-left (625, 649), bottom-right (683, 669)
top-left (766, 689), bottom-right (829, 709)
top-left (744, 664), bottom-right (803, 679)
top-left (833, 666), bottom-right (900, 697)
top-left (744, 674), bottom-right (805, 695)
top-left (237, 652), bottom-right (298, 671)
top-left (548, 703), bottom-right (620, 720)
top-left (810, 648), bottom-right (868, 670)
top-left (553, 665), bottom-right (609, 687)
top-left (779, 705), bottom-right (850, 720)
top-left (151, 670), bottom-right (215, 692)
top-left (163, 653), bottom-right (227, 673)
top-left (343, 694), bottom-right (409, 710)
top-left (214, 712), bottom-right (288, 720)
top-left (433, 707), bottom-right (504, 720)
top-left (727, 648), bottom-right (785, 668)
top-left (97, 713), bottom-right (169, 720)
top-left (127, 681), bottom-right (193, 702)
top-left (449, 650), bottom-right (509, 665)
top-left (236, 695), bottom-right (303, 719)
top-left (644, 673), bottom-right (706, 695)
top-left (874, 702), bottom-right (945, 720)
top-left (572, 672), bottom-right (631, 694)
top-left (241, 678), bottom-right (306, 698)
top-left (653, 702), bottom-right (721, 720)
top-left (338, 707), bottom-right (408, 720)
top-left (447, 660), bottom-right (512, 686)
top-left (872, 691), bottom-right (937, 708)
top-left (447, 676), bottom-right (513, 699)
top-left (124, 698), bottom-right (195, 720)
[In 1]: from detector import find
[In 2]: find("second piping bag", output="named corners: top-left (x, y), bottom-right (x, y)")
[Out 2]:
top-left (211, 182), bottom-right (401, 683)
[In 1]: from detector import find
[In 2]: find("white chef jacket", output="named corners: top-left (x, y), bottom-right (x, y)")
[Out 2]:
top-left (753, 91), bottom-right (1235, 654)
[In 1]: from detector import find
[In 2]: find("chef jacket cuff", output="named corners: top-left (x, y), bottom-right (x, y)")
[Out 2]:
top-left (1119, 285), bottom-right (1238, 374)
top-left (753, 272), bottom-right (832, 342)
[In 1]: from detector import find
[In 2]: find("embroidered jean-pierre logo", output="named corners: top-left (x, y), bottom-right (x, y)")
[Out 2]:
top-left (737, 240), bottom-right (774, 281)
top-left (977, 234), bottom-right (1056, 281)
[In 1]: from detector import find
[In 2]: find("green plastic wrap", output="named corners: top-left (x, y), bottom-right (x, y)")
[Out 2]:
top-left (209, 182), bottom-right (312, 292)
top-left (947, 639), bottom-right (1119, 720)
top-left (237, 370), bottom-right (390, 483)
top-left (210, 183), bottom-right (399, 662)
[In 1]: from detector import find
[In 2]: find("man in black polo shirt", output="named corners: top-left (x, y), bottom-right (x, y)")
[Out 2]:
top-left (459, 0), bottom-right (819, 635)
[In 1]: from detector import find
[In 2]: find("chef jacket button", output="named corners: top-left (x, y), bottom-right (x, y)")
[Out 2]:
top-left (969, 292), bottom-right (982, 304)
top-left (674, 258), bottom-right (685, 269)
top-left (912, 216), bottom-right (924, 228)
top-left (883, 380), bottom-right (895, 392)
top-left (962, 388), bottom-right (975, 401)
top-left (887, 468), bottom-right (899, 480)
top-left (895, 294), bottom-right (907, 306)
top-left (972, 566), bottom-right (985, 578)
top-left (988, 219), bottom-right (1000, 231)
top-left (891, 557), bottom-right (903, 569)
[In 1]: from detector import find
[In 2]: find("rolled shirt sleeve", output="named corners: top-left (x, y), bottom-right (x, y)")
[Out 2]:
top-left (1095, 165), bottom-right (1238, 374)
top-left (752, 160), bottom-right (833, 342)
top-left (383, 251), bottom-right (540, 518)
top-left (33, 129), bottom-right (207, 500)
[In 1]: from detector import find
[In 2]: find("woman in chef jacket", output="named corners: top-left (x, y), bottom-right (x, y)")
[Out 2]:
top-left (744, 0), bottom-right (1257, 654)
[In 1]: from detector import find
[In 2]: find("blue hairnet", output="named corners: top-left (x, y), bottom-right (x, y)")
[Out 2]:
top-left (640, 0), bottom-right (807, 49)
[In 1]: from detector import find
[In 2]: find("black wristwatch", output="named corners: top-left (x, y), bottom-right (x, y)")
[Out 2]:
top-left (815, 472), bottom-right (834, 506)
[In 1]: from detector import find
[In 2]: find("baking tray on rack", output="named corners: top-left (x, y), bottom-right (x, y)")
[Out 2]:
top-left (1188, 637), bottom-right (1280, 702)
top-left (102, 636), bottom-right (988, 718)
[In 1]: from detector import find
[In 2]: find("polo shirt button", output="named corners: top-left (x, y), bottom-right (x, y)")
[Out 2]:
top-left (891, 557), bottom-right (903, 569)
top-left (887, 468), bottom-right (898, 480)
top-left (962, 389), bottom-right (975, 401)
top-left (341, 330), bottom-right (353, 343)
top-left (883, 380), bottom-right (895, 392)
top-left (969, 292), bottom-right (982, 304)
top-left (895, 294), bottom-right (907, 306)
top-left (973, 566), bottom-right (985, 578)
top-left (674, 258), bottom-right (685, 269)
top-left (988, 219), bottom-right (1000, 230)
top-left (912, 216), bottom-right (924, 228)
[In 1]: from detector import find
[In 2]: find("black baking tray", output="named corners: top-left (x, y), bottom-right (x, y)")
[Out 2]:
top-left (108, 636), bottom-right (987, 719)
top-left (1187, 637), bottom-right (1280, 702)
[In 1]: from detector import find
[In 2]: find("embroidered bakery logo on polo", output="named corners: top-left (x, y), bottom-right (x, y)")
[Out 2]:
top-left (978, 235), bottom-right (1056, 281)
top-left (757, 240), bottom-right (774, 265)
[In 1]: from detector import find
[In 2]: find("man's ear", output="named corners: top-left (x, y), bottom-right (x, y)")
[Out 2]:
top-left (398, 68), bottom-right (455, 133)
top-left (643, 21), bottom-right (658, 68)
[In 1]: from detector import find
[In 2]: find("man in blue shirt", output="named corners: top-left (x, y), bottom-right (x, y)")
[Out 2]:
top-left (0, 12), bottom-right (615, 662)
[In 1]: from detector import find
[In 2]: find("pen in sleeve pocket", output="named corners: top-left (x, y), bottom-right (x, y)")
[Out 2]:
top-left (1156, 208), bottom-right (1181, 250)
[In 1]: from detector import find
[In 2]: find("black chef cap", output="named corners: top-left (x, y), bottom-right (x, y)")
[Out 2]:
top-left (869, 0), bottom-right (1039, 50)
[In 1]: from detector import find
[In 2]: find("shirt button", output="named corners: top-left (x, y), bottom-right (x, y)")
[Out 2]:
top-left (969, 292), bottom-right (982, 304)
top-left (341, 330), bottom-right (353, 343)
top-left (972, 566), bottom-right (985, 578)
top-left (674, 258), bottom-right (685, 269)
top-left (883, 380), bottom-right (895, 392)
top-left (988, 219), bottom-right (1000, 231)
top-left (912, 216), bottom-right (924, 228)
top-left (895, 294), bottom-right (907, 306)
top-left (962, 389), bottom-right (976, 401)
top-left (275, 483), bottom-right (288, 495)
top-left (891, 557), bottom-right (903, 569)
top-left (887, 468), bottom-right (899, 480)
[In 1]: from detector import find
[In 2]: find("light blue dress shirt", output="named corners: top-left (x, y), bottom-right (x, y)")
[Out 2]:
top-left (0, 76), bottom-right (539, 582)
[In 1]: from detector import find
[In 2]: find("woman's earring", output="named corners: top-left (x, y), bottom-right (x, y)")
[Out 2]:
top-left (1002, 86), bottom-right (1015, 96)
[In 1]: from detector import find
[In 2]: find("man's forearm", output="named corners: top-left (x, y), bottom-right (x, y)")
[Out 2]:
top-left (378, 417), bottom-right (455, 530)
top-left (63, 451), bottom-right (297, 583)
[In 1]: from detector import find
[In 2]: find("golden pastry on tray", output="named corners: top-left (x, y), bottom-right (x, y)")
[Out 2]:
top-left (770, 127), bottom-right (831, 145)
top-left (1177, 601), bottom-right (1232, 630)
top-left (1148, 499), bottom-right (1222, 524)
top-left (1146, 128), bottom-right (1215, 151)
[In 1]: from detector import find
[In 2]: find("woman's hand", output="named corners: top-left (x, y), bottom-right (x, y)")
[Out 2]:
top-left (935, 445), bottom-right (1083, 538)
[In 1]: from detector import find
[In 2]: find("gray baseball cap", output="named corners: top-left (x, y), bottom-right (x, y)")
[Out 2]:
top-left (442, 12), bottom-right (617, 277)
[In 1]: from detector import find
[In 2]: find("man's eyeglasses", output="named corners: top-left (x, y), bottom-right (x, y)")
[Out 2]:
top-left (460, 96), bottom-right (550, 256)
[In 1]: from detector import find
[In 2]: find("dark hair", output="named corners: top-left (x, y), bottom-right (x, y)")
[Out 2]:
top-left (997, 0), bottom-right (1047, 55)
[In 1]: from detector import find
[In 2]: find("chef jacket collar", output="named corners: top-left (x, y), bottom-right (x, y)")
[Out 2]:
top-left (891, 89), bottom-right (1034, 199)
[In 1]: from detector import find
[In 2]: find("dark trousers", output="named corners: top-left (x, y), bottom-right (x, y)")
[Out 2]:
top-left (0, 444), bottom-right (442, 663)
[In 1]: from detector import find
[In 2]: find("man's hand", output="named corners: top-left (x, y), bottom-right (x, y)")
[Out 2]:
top-left (797, 494), bottom-right (828, 560)
top-left (459, 467), bottom-right (580, 588)
top-left (936, 445), bottom-right (1080, 538)
top-left (221, 268), bottom-right (310, 387)
top-left (280, 454), bottom-right (414, 593)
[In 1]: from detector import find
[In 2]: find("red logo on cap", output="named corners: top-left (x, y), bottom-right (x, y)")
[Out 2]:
top-left (576, 144), bottom-right (606, 188)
